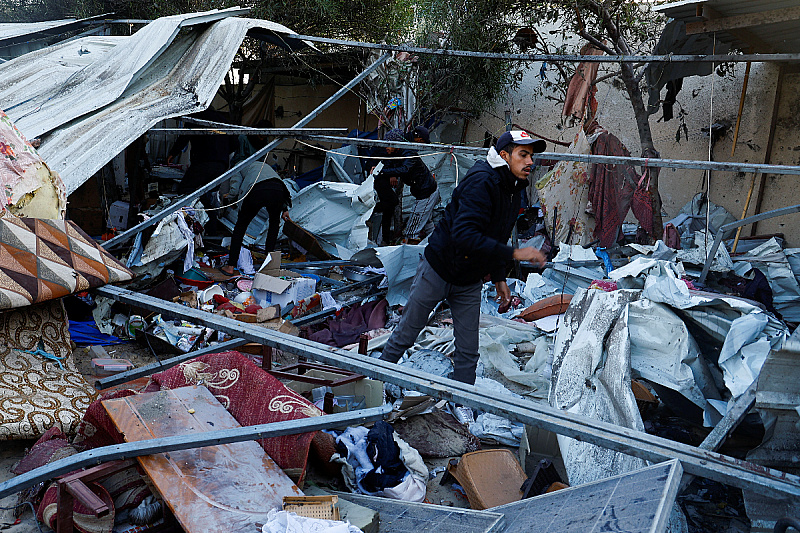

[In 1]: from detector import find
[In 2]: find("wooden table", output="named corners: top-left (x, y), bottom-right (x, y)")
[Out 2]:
top-left (103, 386), bottom-right (302, 532)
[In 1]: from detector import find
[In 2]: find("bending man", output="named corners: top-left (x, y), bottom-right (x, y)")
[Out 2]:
top-left (380, 131), bottom-right (546, 385)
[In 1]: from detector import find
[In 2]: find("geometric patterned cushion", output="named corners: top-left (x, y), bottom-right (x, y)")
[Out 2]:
top-left (0, 217), bottom-right (132, 309)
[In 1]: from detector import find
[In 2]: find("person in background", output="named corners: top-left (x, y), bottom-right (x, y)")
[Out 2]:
top-left (220, 131), bottom-right (291, 276)
top-left (373, 128), bottom-right (439, 244)
top-left (379, 131), bottom-right (547, 390)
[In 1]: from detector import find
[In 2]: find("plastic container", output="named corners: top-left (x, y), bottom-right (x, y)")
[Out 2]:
top-left (91, 358), bottom-right (134, 376)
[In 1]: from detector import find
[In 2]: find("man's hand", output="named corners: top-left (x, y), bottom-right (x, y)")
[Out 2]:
top-left (281, 210), bottom-right (291, 222)
top-left (495, 280), bottom-right (511, 308)
top-left (513, 247), bottom-right (546, 267)
top-left (389, 176), bottom-right (399, 187)
top-left (167, 155), bottom-right (174, 164)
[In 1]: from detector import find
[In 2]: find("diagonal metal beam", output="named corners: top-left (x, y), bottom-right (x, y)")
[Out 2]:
top-left (95, 284), bottom-right (800, 502)
top-left (0, 405), bottom-right (391, 500)
top-left (94, 338), bottom-right (248, 390)
top-left (102, 52), bottom-right (391, 250)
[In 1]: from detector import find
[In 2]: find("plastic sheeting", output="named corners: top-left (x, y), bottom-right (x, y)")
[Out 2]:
top-left (352, 244), bottom-right (424, 306)
top-left (550, 288), bottom-right (647, 487)
top-left (288, 178), bottom-right (376, 259)
top-left (732, 238), bottom-right (800, 322)
top-left (261, 510), bottom-right (363, 533)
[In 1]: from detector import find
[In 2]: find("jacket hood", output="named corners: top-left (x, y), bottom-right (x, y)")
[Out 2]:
top-left (486, 146), bottom-right (508, 169)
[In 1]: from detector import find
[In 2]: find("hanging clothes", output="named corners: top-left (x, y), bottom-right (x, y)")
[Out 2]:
top-left (534, 130), bottom-right (595, 245)
top-left (588, 131), bottom-right (638, 247)
top-left (562, 44), bottom-right (604, 121)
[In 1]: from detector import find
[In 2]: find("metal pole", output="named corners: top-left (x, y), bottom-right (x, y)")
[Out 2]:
top-left (698, 203), bottom-right (800, 283)
top-left (94, 285), bottom-right (800, 501)
top-left (0, 405), bottom-right (391, 500)
top-left (299, 135), bottom-right (800, 176)
top-left (103, 52), bottom-right (392, 250)
top-left (286, 33), bottom-right (800, 63)
top-left (94, 338), bottom-right (248, 390)
top-left (148, 128), bottom-right (349, 135)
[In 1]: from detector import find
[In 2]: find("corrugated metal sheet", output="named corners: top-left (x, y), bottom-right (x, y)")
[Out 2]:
top-left (0, 7), bottom-right (250, 138)
top-left (0, 12), bottom-right (310, 194)
top-left (0, 19), bottom-right (78, 42)
top-left (656, 0), bottom-right (800, 53)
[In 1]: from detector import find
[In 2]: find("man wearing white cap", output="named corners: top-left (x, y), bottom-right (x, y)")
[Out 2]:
top-left (380, 131), bottom-right (547, 387)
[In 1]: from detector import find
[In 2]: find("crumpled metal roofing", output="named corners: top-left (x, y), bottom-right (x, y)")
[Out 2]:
top-left (656, 0), bottom-right (800, 53)
top-left (0, 9), bottom-right (309, 194)
top-left (0, 19), bottom-right (78, 42)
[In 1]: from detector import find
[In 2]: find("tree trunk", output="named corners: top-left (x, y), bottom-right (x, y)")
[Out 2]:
top-left (619, 61), bottom-right (663, 240)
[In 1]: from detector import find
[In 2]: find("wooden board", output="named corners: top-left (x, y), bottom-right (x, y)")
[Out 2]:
top-left (103, 386), bottom-right (302, 532)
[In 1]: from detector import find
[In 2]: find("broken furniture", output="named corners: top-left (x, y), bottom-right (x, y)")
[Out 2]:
top-left (94, 284), bottom-right (800, 502)
top-left (102, 386), bottom-right (303, 532)
top-left (447, 449), bottom-right (528, 510)
top-left (55, 460), bottom-right (145, 533)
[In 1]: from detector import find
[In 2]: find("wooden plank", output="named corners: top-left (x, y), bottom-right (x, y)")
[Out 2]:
top-left (686, 6), bottom-right (800, 35)
top-left (103, 386), bottom-right (302, 533)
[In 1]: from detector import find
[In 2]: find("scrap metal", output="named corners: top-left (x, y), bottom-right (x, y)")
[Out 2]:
top-left (0, 405), bottom-right (391, 500)
top-left (95, 284), bottom-right (800, 502)
top-left (102, 52), bottom-right (392, 250)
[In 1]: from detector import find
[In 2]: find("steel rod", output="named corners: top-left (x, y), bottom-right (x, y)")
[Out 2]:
top-left (300, 135), bottom-right (800, 176)
top-left (0, 405), bottom-right (391, 500)
top-left (149, 128), bottom-right (348, 135)
top-left (285, 33), bottom-right (800, 63)
top-left (95, 285), bottom-right (800, 501)
top-left (94, 338), bottom-right (248, 390)
top-left (699, 203), bottom-right (800, 283)
top-left (102, 52), bottom-right (392, 250)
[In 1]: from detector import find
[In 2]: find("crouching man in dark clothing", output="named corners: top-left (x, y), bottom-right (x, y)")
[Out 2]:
top-left (373, 128), bottom-right (439, 244)
top-left (379, 131), bottom-right (546, 385)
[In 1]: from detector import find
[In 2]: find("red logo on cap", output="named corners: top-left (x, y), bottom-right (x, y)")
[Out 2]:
top-left (519, 131), bottom-right (529, 137)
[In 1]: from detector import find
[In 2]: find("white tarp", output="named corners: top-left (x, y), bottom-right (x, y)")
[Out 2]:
top-left (352, 244), bottom-right (424, 306)
top-left (288, 178), bottom-right (376, 259)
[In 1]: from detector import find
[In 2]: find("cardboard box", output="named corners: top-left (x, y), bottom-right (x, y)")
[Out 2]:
top-left (284, 369), bottom-right (383, 413)
top-left (252, 252), bottom-right (317, 308)
top-left (258, 317), bottom-right (299, 335)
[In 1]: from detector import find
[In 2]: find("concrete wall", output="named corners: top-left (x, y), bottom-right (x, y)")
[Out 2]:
top-left (470, 51), bottom-right (800, 246)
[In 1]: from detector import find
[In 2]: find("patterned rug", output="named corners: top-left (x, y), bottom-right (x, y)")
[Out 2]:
top-left (0, 216), bottom-right (132, 309)
top-left (0, 299), bottom-right (98, 440)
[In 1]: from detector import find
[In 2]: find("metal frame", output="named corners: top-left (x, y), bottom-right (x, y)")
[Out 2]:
top-left (698, 203), bottom-right (800, 283)
top-left (298, 135), bottom-right (800, 176)
top-left (0, 405), bottom-right (391, 500)
top-left (285, 33), bottom-right (800, 63)
top-left (102, 52), bottom-right (391, 250)
top-left (94, 338), bottom-right (248, 390)
top-left (95, 285), bottom-right (800, 501)
top-left (149, 127), bottom-right (348, 136)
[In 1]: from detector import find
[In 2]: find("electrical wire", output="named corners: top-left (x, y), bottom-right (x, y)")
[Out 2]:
top-left (0, 501), bottom-right (44, 533)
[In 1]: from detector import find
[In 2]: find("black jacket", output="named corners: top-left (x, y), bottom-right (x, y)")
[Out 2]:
top-left (425, 159), bottom-right (525, 285)
top-left (376, 148), bottom-right (437, 200)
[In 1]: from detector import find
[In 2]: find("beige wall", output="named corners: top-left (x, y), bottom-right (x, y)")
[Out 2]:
top-left (471, 55), bottom-right (800, 245)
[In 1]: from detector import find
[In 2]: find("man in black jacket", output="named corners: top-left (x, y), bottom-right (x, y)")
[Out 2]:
top-left (373, 128), bottom-right (438, 244)
top-left (379, 131), bottom-right (546, 385)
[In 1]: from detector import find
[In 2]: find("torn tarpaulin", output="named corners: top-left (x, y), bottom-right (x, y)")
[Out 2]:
top-left (732, 238), bottom-right (800, 323)
top-left (352, 244), bottom-right (424, 306)
top-left (288, 178), bottom-right (376, 259)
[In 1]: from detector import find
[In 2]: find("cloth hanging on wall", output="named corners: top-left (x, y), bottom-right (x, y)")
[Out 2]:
top-left (534, 130), bottom-right (595, 246)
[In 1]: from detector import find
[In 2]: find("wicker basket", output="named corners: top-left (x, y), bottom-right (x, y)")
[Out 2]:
top-left (283, 495), bottom-right (340, 521)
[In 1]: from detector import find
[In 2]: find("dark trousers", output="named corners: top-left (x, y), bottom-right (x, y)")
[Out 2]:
top-left (374, 178), bottom-right (399, 243)
top-left (380, 256), bottom-right (482, 384)
top-left (227, 181), bottom-right (288, 267)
